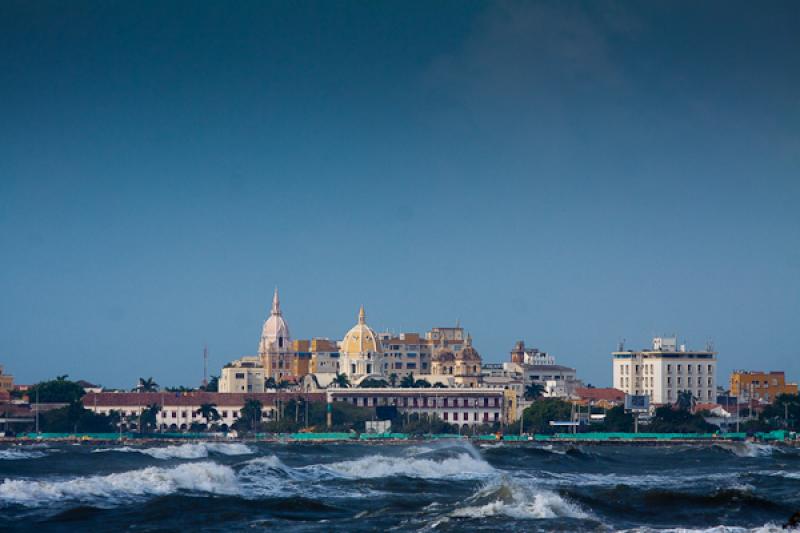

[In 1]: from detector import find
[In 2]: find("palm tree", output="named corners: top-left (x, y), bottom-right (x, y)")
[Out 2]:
top-left (140, 403), bottom-right (161, 433)
top-left (388, 373), bottom-right (399, 387)
top-left (400, 373), bottom-right (416, 388)
top-left (333, 372), bottom-right (351, 388)
top-left (359, 378), bottom-right (388, 388)
top-left (241, 399), bottom-right (263, 431)
top-left (524, 383), bottom-right (545, 401)
top-left (676, 391), bottom-right (695, 412)
top-left (198, 403), bottom-right (221, 429)
top-left (136, 377), bottom-right (159, 392)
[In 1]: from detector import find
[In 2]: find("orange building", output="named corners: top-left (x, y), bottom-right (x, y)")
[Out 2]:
top-left (730, 371), bottom-right (798, 402)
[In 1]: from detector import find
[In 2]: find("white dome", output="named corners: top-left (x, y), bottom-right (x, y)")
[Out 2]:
top-left (258, 288), bottom-right (291, 354)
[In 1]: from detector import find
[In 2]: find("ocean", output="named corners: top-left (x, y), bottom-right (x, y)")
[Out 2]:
top-left (0, 440), bottom-right (798, 531)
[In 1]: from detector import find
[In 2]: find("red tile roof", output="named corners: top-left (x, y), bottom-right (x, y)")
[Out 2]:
top-left (82, 391), bottom-right (325, 408)
top-left (575, 387), bottom-right (625, 402)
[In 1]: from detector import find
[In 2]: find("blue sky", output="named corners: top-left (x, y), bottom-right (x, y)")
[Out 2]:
top-left (1, 1), bottom-right (798, 388)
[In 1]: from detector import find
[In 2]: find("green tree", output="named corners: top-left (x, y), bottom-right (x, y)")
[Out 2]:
top-left (433, 382), bottom-right (448, 388)
top-left (139, 403), bottom-right (161, 432)
top-left (359, 378), bottom-right (388, 388)
top-left (27, 376), bottom-right (86, 404)
top-left (333, 373), bottom-right (351, 388)
top-left (201, 375), bottom-right (219, 392)
top-left (36, 401), bottom-right (117, 433)
top-left (676, 390), bottom-right (695, 412)
top-left (524, 383), bottom-right (545, 401)
top-left (598, 405), bottom-right (634, 432)
top-left (400, 373), bottom-right (416, 388)
top-left (239, 399), bottom-right (263, 432)
top-left (648, 405), bottom-right (716, 433)
top-left (413, 378), bottom-right (432, 388)
top-left (198, 403), bottom-right (221, 429)
top-left (265, 377), bottom-right (278, 389)
top-left (388, 373), bottom-right (398, 387)
top-left (136, 377), bottom-right (159, 393)
top-left (520, 398), bottom-right (574, 434)
top-left (757, 393), bottom-right (800, 430)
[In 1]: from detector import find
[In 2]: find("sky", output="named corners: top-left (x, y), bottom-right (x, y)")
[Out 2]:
top-left (1, 1), bottom-right (798, 389)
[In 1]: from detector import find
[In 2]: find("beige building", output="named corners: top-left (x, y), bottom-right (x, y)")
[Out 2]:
top-left (308, 338), bottom-right (340, 374)
top-left (220, 357), bottom-right (266, 393)
top-left (613, 336), bottom-right (717, 405)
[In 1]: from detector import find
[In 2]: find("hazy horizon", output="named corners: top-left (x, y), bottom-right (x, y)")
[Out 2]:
top-left (1, 1), bottom-right (798, 389)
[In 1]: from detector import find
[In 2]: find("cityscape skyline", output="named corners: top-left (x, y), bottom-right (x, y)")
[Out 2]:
top-left (2, 2), bottom-right (798, 387)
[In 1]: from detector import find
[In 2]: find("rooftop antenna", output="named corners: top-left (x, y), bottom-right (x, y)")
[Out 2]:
top-left (618, 338), bottom-right (626, 352)
top-left (203, 343), bottom-right (208, 388)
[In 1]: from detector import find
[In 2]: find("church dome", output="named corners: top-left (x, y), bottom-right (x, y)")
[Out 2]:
top-left (340, 306), bottom-right (381, 356)
top-left (258, 288), bottom-right (291, 354)
top-left (456, 334), bottom-right (481, 362)
top-left (432, 346), bottom-right (455, 363)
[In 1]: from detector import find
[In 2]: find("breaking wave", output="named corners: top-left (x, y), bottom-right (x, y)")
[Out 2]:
top-left (449, 476), bottom-right (590, 520)
top-left (616, 525), bottom-right (784, 533)
top-left (0, 448), bottom-right (48, 460)
top-left (319, 451), bottom-right (495, 480)
top-left (713, 443), bottom-right (775, 458)
top-left (0, 462), bottom-right (238, 507)
top-left (92, 442), bottom-right (253, 459)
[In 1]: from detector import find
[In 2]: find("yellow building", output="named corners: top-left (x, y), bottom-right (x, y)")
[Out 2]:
top-left (730, 371), bottom-right (798, 402)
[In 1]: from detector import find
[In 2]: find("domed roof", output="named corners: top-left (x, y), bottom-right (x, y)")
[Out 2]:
top-left (432, 341), bottom-right (455, 363)
top-left (258, 288), bottom-right (291, 354)
top-left (456, 334), bottom-right (481, 362)
top-left (341, 306), bottom-right (381, 356)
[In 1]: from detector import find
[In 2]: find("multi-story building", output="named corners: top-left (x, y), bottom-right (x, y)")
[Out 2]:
top-left (308, 338), bottom-right (340, 374)
top-left (219, 356), bottom-right (266, 393)
top-left (612, 336), bottom-right (717, 405)
top-left (83, 391), bottom-right (325, 430)
top-left (506, 341), bottom-right (580, 397)
top-left (326, 387), bottom-right (512, 428)
top-left (730, 371), bottom-right (798, 403)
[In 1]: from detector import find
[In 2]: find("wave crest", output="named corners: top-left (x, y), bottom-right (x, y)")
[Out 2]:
top-left (92, 442), bottom-right (253, 459)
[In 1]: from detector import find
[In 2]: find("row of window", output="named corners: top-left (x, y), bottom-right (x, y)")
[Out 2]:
top-left (621, 363), bottom-right (714, 375)
top-left (442, 412), bottom-right (500, 422)
top-left (342, 396), bottom-right (502, 408)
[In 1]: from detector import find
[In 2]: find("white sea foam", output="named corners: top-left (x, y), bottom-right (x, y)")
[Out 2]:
top-left (0, 462), bottom-right (238, 507)
top-left (715, 442), bottom-right (775, 458)
top-left (539, 470), bottom-right (742, 489)
top-left (92, 442), bottom-right (253, 459)
top-left (450, 476), bottom-right (589, 520)
top-left (318, 451), bottom-right (495, 480)
top-left (617, 524), bottom-right (784, 533)
top-left (0, 448), bottom-right (48, 460)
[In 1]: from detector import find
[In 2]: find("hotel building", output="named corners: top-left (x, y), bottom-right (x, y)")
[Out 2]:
top-left (612, 336), bottom-right (717, 405)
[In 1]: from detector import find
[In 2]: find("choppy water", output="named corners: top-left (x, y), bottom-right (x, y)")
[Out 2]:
top-left (1, 440), bottom-right (799, 531)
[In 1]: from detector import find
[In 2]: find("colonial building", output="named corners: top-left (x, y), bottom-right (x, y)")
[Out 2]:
top-left (258, 288), bottom-right (293, 381)
top-left (0, 365), bottom-right (13, 393)
top-left (326, 387), bottom-right (512, 428)
top-left (339, 306), bottom-right (385, 383)
top-left (83, 391), bottom-right (324, 430)
top-left (613, 336), bottom-right (717, 405)
top-left (730, 371), bottom-right (798, 403)
top-left (308, 338), bottom-right (340, 374)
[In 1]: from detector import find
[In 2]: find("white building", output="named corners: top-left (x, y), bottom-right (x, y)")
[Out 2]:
top-left (612, 336), bottom-right (717, 405)
top-left (326, 387), bottom-right (512, 427)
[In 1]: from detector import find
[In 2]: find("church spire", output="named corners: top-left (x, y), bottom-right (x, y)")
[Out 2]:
top-left (272, 287), bottom-right (281, 316)
top-left (358, 305), bottom-right (365, 324)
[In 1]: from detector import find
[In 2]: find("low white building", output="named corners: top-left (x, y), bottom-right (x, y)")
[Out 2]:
top-left (612, 336), bottom-right (717, 405)
top-left (326, 387), bottom-right (513, 427)
top-left (83, 391), bottom-right (325, 430)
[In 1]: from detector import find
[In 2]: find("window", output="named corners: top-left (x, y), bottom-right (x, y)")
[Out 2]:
top-left (235, 373), bottom-right (245, 379)
top-left (407, 363), bottom-right (417, 369)
top-left (453, 412), bottom-right (458, 421)
top-left (444, 412), bottom-right (448, 420)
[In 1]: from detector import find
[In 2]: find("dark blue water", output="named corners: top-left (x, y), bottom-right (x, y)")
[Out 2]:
top-left (1, 440), bottom-right (798, 531)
